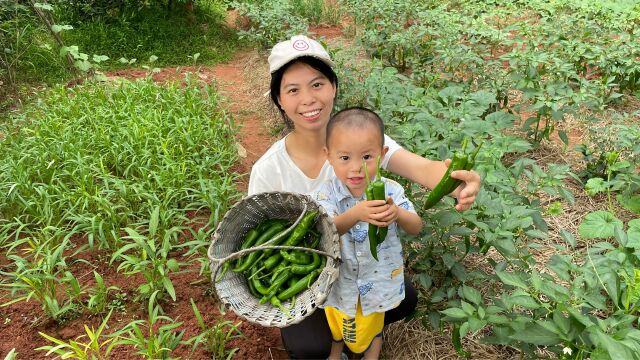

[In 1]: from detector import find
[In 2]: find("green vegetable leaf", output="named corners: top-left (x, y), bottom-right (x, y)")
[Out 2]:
top-left (560, 229), bottom-right (576, 247)
top-left (462, 285), bottom-right (482, 305)
top-left (92, 54), bottom-right (109, 63)
top-left (496, 271), bottom-right (528, 290)
top-left (558, 130), bottom-right (569, 145)
top-left (585, 178), bottom-right (608, 196)
top-left (509, 323), bottom-right (562, 345)
top-left (163, 277), bottom-right (176, 301)
top-left (627, 219), bottom-right (640, 248)
top-left (617, 194), bottom-right (640, 214)
top-left (578, 211), bottom-right (623, 239)
top-left (440, 307), bottom-right (468, 320)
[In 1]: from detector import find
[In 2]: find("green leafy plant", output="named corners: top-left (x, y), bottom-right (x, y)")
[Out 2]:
top-left (116, 291), bottom-right (185, 360)
top-left (0, 238), bottom-right (78, 322)
top-left (290, 0), bottom-right (343, 26)
top-left (110, 207), bottom-right (183, 302)
top-left (86, 271), bottom-right (120, 315)
top-left (36, 310), bottom-right (118, 359)
top-left (0, 78), bottom-right (241, 250)
top-left (185, 299), bottom-right (243, 359)
top-left (229, 0), bottom-right (308, 48)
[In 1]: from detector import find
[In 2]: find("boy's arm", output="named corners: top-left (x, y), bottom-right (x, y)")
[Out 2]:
top-left (333, 209), bottom-right (360, 236)
top-left (396, 207), bottom-right (423, 235)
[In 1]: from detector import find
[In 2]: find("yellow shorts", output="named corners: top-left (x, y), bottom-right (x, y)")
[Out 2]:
top-left (325, 301), bottom-right (384, 354)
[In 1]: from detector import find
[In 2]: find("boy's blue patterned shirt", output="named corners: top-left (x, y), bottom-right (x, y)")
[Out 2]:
top-left (311, 176), bottom-right (416, 317)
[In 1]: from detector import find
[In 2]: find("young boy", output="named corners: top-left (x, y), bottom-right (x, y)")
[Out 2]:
top-left (311, 107), bottom-right (423, 359)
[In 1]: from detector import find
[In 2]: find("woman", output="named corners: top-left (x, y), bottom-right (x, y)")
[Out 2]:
top-left (248, 35), bottom-right (481, 359)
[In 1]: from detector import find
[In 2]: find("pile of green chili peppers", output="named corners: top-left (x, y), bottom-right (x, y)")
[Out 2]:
top-left (217, 210), bottom-right (324, 318)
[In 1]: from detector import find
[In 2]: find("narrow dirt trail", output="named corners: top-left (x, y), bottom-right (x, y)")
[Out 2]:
top-left (202, 51), bottom-right (287, 357)
top-left (204, 52), bottom-right (275, 191)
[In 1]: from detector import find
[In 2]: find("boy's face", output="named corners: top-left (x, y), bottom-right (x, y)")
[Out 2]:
top-left (325, 123), bottom-right (388, 197)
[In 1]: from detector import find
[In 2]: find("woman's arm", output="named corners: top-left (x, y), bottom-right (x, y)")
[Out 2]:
top-left (386, 149), bottom-right (481, 211)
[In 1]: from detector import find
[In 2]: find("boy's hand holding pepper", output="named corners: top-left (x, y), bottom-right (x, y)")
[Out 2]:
top-left (334, 199), bottom-right (388, 235)
top-left (353, 199), bottom-right (391, 227)
top-left (376, 197), bottom-right (398, 227)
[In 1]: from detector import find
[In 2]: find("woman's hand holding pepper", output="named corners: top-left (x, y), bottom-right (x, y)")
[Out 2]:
top-left (444, 158), bottom-right (482, 212)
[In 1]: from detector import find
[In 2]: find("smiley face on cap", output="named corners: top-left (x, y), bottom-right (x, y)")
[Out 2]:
top-left (268, 35), bottom-right (335, 73)
top-left (292, 39), bottom-right (310, 51)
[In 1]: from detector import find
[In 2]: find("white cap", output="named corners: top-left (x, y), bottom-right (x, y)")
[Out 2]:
top-left (268, 35), bottom-right (335, 73)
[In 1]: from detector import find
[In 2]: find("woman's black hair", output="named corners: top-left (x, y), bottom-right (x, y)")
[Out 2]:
top-left (269, 56), bottom-right (339, 130)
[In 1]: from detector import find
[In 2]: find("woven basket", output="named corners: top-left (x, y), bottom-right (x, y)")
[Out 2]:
top-left (208, 191), bottom-right (341, 328)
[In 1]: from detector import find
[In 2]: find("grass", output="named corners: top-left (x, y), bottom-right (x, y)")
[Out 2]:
top-left (59, 3), bottom-right (241, 69)
top-left (0, 76), bottom-right (242, 250)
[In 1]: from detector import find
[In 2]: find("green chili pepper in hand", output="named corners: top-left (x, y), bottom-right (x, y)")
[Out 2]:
top-left (363, 160), bottom-right (380, 261)
top-left (422, 138), bottom-right (471, 211)
top-left (372, 156), bottom-right (388, 244)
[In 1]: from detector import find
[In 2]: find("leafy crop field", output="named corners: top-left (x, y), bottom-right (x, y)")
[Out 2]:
top-left (1, 0), bottom-right (640, 359)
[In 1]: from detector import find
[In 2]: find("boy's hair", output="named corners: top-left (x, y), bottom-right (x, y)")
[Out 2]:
top-left (326, 107), bottom-right (385, 149)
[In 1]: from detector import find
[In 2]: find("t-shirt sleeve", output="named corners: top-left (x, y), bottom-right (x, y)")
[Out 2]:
top-left (381, 134), bottom-right (403, 170)
top-left (248, 162), bottom-right (275, 195)
top-left (310, 182), bottom-right (340, 218)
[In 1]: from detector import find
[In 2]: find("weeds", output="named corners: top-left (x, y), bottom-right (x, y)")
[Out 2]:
top-left (116, 291), bottom-right (185, 360)
top-left (37, 310), bottom-right (118, 359)
top-left (185, 299), bottom-right (243, 359)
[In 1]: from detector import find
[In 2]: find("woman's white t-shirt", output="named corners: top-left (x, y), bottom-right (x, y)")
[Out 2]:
top-left (248, 134), bottom-right (402, 195)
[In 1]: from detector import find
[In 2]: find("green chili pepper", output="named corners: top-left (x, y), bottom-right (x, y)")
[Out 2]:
top-left (283, 210), bottom-right (318, 247)
top-left (215, 262), bottom-right (230, 283)
top-left (465, 141), bottom-right (482, 170)
top-left (364, 160), bottom-right (381, 261)
top-left (233, 228), bottom-right (259, 269)
top-left (422, 138), bottom-right (470, 211)
top-left (247, 275), bottom-right (261, 298)
top-left (264, 253), bottom-right (283, 270)
top-left (270, 296), bottom-right (292, 318)
top-left (287, 276), bottom-right (299, 288)
top-left (372, 156), bottom-right (388, 244)
top-left (271, 260), bottom-right (290, 283)
top-left (250, 267), bottom-right (270, 296)
top-left (290, 251), bottom-right (321, 275)
top-left (280, 250), bottom-right (312, 265)
top-left (233, 222), bottom-right (286, 273)
top-left (260, 268), bottom-right (293, 304)
top-left (277, 268), bottom-right (322, 301)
